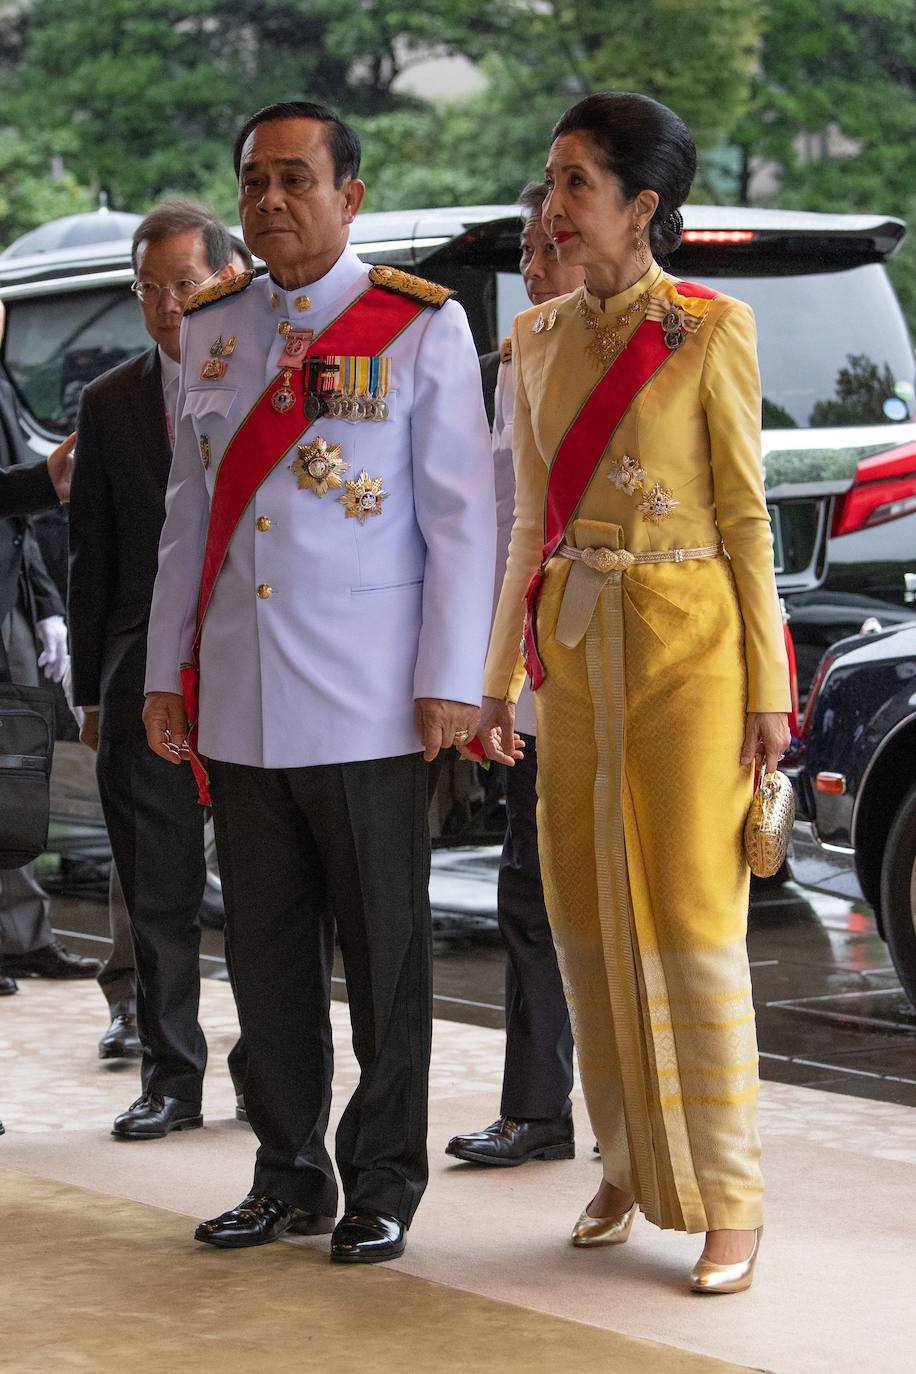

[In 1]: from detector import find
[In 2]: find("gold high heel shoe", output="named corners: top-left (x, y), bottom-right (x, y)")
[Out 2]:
top-left (689, 1227), bottom-right (762, 1294)
top-left (571, 1201), bottom-right (637, 1247)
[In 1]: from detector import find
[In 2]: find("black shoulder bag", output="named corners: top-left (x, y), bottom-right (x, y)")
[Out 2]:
top-left (0, 634), bottom-right (56, 867)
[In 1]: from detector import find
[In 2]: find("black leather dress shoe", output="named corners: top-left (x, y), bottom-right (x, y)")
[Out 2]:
top-left (195, 1195), bottom-right (336, 1248)
top-left (111, 1093), bottom-right (203, 1139)
top-left (0, 974), bottom-right (17, 995)
top-left (0, 940), bottom-right (102, 979)
top-left (98, 1013), bottom-right (142, 1060)
top-left (330, 1211), bottom-right (406, 1264)
top-left (445, 1110), bottom-right (575, 1166)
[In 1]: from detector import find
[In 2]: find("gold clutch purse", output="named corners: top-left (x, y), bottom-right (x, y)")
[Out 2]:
top-left (744, 770), bottom-right (795, 878)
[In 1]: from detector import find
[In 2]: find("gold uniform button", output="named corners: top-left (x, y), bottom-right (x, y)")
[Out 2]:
top-left (256, 516), bottom-right (271, 532)
top-left (295, 295), bottom-right (311, 311)
top-left (257, 583), bottom-right (273, 599)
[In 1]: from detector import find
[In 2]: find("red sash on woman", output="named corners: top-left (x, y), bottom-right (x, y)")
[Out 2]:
top-left (523, 282), bottom-right (717, 689)
top-left (180, 285), bottom-right (428, 803)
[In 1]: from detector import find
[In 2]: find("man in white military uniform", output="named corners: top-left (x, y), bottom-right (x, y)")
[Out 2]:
top-left (143, 101), bottom-right (496, 1264)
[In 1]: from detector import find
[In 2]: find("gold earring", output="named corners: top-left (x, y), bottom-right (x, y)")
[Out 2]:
top-left (633, 222), bottom-right (648, 261)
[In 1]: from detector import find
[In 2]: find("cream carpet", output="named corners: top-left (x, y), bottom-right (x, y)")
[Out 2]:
top-left (3, 977), bottom-right (915, 1374)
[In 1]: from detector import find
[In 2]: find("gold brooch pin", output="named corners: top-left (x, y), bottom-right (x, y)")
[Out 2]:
top-left (200, 357), bottom-right (227, 380)
top-left (638, 481), bottom-right (681, 524)
top-left (338, 470), bottom-right (387, 523)
top-left (289, 436), bottom-right (348, 497)
top-left (209, 335), bottom-right (237, 358)
top-left (608, 453), bottom-right (647, 495)
top-left (532, 312), bottom-right (545, 334)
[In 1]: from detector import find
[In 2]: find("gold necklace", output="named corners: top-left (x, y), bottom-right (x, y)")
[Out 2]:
top-left (577, 288), bottom-right (652, 368)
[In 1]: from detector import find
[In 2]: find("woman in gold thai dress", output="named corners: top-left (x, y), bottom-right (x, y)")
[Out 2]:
top-left (476, 93), bottom-right (791, 1293)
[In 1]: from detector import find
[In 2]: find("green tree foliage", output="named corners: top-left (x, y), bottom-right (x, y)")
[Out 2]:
top-left (735, 0), bottom-right (916, 326)
top-left (0, 130), bottom-right (93, 245)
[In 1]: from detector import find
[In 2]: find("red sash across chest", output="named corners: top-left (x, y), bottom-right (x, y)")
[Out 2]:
top-left (522, 281), bottom-right (717, 689)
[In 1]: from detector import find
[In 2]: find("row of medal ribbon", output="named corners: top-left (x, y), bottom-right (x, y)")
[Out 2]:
top-left (273, 343), bottom-right (393, 423)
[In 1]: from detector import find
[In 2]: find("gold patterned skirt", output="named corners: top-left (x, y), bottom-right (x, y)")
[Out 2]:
top-left (533, 522), bottom-right (762, 1233)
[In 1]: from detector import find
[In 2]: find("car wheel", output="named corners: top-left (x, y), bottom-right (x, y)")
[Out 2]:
top-left (880, 782), bottom-right (916, 1009)
top-left (199, 815), bottom-right (225, 930)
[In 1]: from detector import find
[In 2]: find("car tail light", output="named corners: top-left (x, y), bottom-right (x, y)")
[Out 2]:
top-left (815, 772), bottom-right (846, 794)
top-left (681, 230), bottom-right (756, 243)
top-left (831, 440), bottom-right (916, 536)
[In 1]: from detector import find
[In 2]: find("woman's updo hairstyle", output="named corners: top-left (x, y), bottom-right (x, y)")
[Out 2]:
top-left (551, 92), bottom-right (696, 257)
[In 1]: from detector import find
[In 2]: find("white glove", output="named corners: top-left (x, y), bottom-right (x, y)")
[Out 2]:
top-left (36, 614), bottom-right (69, 683)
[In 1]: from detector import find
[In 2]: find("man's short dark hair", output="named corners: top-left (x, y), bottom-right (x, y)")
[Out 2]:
top-left (131, 199), bottom-right (232, 273)
top-left (233, 102), bottom-right (361, 187)
top-left (228, 234), bottom-right (255, 272)
top-left (518, 181), bottom-right (549, 222)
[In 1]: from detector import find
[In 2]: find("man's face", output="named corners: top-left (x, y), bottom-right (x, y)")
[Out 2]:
top-left (519, 214), bottom-right (586, 306)
top-left (237, 118), bottom-right (365, 286)
top-left (134, 230), bottom-right (226, 361)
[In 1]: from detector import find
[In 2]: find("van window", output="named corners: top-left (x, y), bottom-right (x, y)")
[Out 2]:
top-left (3, 287), bottom-right (148, 432)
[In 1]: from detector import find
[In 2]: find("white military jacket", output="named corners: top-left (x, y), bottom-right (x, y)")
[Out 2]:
top-left (145, 244), bottom-right (496, 769)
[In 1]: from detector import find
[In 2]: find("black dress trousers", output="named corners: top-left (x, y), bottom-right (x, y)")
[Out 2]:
top-left (96, 735), bottom-right (207, 1104)
top-left (498, 734), bottom-right (574, 1120)
top-left (208, 751), bottom-right (436, 1226)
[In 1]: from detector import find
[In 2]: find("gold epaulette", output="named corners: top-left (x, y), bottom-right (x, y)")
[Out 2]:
top-left (500, 335), bottom-right (512, 363)
top-left (368, 265), bottom-right (454, 310)
top-left (184, 270), bottom-right (254, 315)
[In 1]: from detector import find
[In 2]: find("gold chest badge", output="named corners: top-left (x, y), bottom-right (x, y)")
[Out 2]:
top-left (289, 436), bottom-right (348, 497)
top-left (338, 470), bottom-right (387, 523)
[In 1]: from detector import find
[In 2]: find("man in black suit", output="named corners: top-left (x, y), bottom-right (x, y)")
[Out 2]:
top-left (0, 335), bottom-right (100, 993)
top-left (69, 201), bottom-right (241, 1139)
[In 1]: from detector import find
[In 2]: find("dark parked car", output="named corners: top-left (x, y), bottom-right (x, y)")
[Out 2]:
top-left (787, 622), bottom-right (916, 1006)
top-left (2, 204), bottom-right (915, 697)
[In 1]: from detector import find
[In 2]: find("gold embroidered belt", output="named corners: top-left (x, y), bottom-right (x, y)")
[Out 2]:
top-left (553, 541), bottom-right (723, 648)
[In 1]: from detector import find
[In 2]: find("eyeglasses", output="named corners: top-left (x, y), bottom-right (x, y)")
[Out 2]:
top-left (130, 269), bottom-right (221, 304)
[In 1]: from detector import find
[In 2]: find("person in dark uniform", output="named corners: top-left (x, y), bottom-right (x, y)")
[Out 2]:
top-left (0, 316), bottom-right (100, 994)
top-left (69, 201), bottom-right (244, 1139)
top-left (446, 183), bottom-right (585, 1167)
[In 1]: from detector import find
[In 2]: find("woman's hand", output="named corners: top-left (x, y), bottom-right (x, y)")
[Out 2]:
top-left (476, 695), bottom-right (525, 766)
top-left (740, 712), bottom-right (791, 775)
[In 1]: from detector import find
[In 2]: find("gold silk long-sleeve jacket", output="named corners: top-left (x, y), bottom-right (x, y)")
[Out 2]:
top-left (484, 265), bottom-right (791, 715)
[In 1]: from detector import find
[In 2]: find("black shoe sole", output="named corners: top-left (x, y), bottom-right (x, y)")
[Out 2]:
top-left (111, 1115), bottom-right (203, 1139)
top-left (330, 1240), bottom-right (406, 1264)
top-left (235, 1106), bottom-right (249, 1122)
top-left (446, 1141), bottom-right (575, 1167)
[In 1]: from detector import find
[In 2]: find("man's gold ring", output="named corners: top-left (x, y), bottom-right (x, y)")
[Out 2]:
top-left (453, 728), bottom-right (471, 745)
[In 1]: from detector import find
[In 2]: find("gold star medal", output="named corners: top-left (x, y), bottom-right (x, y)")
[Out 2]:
top-left (289, 436), bottom-right (348, 497)
top-left (338, 470), bottom-right (387, 523)
top-left (638, 481), bottom-right (681, 524)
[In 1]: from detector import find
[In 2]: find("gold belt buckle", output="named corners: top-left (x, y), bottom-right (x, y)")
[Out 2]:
top-left (580, 546), bottom-right (635, 574)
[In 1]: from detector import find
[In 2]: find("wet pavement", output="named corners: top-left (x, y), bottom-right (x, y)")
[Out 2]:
top-left (35, 844), bottom-right (916, 1110)
top-left (28, 742), bottom-right (916, 1109)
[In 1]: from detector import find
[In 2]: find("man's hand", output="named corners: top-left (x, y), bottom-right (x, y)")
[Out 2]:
top-left (414, 697), bottom-right (480, 763)
top-left (79, 710), bottom-right (100, 752)
top-left (36, 615), bottom-right (69, 682)
top-left (47, 433), bottom-right (76, 504)
top-left (143, 691), bottom-right (191, 764)
top-left (476, 695), bottom-right (524, 767)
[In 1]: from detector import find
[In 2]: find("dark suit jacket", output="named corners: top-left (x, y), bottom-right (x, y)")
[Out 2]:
top-left (69, 347), bottom-right (172, 738)
top-left (0, 373), bottom-right (65, 626)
